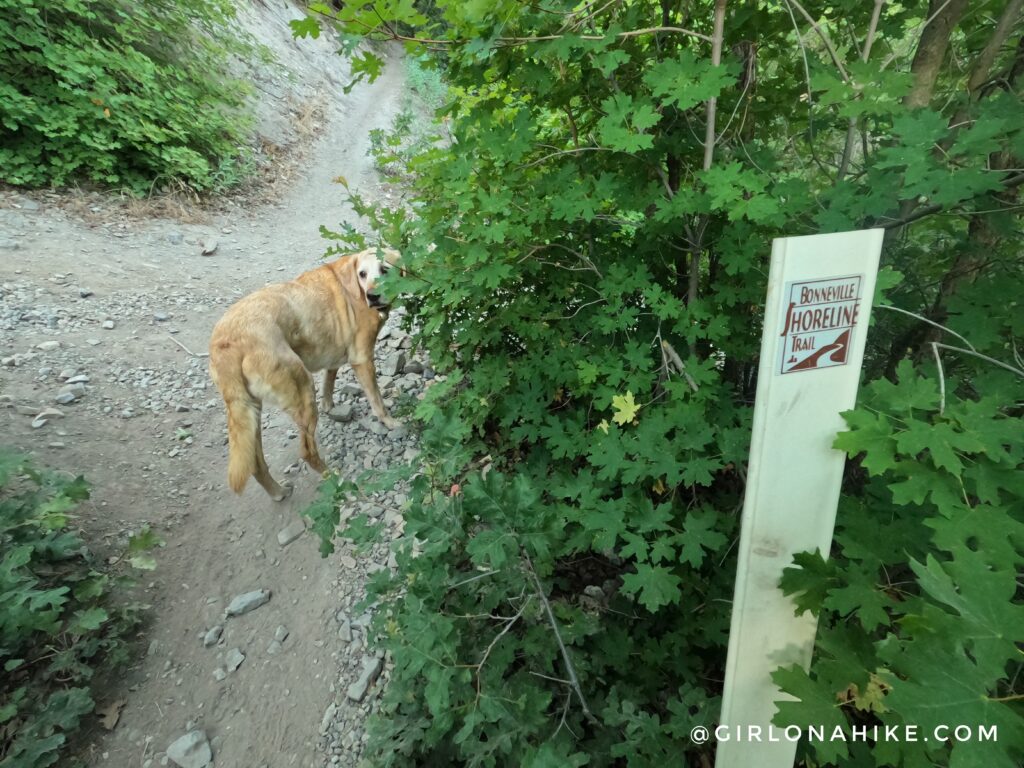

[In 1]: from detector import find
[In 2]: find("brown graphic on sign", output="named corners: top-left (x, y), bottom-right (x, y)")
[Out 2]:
top-left (777, 275), bottom-right (863, 375)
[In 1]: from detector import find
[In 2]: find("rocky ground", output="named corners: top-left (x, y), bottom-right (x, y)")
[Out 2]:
top-left (0, 9), bottom-right (421, 767)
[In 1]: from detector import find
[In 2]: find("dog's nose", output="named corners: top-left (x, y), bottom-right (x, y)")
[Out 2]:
top-left (367, 292), bottom-right (381, 305)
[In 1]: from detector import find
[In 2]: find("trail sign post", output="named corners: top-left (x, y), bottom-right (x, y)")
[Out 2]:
top-left (715, 229), bottom-right (883, 768)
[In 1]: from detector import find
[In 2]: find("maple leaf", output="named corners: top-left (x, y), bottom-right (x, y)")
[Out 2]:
top-left (620, 564), bottom-right (682, 612)
top-left (772, 665), bottom-right (850, 764)
top-left (677, 509), bottom-right (727, 568)
top-left (611, 391), bottom-right (640, 425)
top-left (833, 409), bottom-right (898, 476)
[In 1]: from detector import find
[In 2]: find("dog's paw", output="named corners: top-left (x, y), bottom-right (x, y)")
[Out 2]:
top-left (381, 416), bottom-right (401, 430)
top-left (271, 482), bottom-right (294, 502)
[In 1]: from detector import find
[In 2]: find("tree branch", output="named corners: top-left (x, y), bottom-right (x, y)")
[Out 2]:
top-left (690, 0), bottom-right (727, 317)
top-left (522, 551), bottom-right (597, 723)
top-left (785, 0), bottom-right (850, 81)
top-left (880, 171), bottom-right (1024, 228)
top-left (837, 0), bottom-right (884, 183)
top-left (903, 0), bottom-right (969, 109)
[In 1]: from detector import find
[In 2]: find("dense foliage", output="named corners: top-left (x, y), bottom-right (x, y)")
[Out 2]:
top-left (0, 452), bottom-right (153, 768)
top-left (0, 0), bottom-right (255, 193)
top-left (299, 1), bottom-right (1024, 766)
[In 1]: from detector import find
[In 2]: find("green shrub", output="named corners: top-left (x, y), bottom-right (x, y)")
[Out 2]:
top-left (300, 2), bottom-right (1024, 766)
top-left (0, 0), bottom-right (254, 194)
top-left (0, 451), bottom-right (153, 768)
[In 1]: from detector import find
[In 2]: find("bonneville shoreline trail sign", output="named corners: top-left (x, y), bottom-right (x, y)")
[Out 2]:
top-left (716, 229), bottom-right (884, 768)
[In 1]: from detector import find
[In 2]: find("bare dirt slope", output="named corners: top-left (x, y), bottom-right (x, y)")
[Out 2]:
top-left (0, 23), bottom-right (411, 768)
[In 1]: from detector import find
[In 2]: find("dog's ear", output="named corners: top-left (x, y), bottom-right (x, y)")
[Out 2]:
top-left (338, 254), bottom-right (364, 303)
top-left (382, 249), bottom-right (406, 277)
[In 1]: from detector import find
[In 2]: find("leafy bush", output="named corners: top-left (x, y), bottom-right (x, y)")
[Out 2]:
top-left (300, 1), bottom-right (1024, 766)
top-left (775, 362), bottom-right (1024, 768)
top-left (0, 0), bottom-right (254, 193)
top-left (0, 452), bottom-right (152, 768)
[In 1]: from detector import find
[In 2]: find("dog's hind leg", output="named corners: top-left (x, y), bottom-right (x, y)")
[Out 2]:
top-left (320, 368), bottom-right (338, 413)
top-left (253, 413), bottom-right (292, 501)
top-left (276, 358), bottom-right (328, 474)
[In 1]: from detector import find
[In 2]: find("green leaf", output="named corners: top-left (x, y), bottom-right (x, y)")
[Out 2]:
top-left (772, 665), bottom-right (850, 764)
top-left (677, 509), bottom-right (727, 568)
top-left (69, 607), bottom-right (108, 634)
top-left (289, 16), bottom-right (321, 39)
top-left (597, 94), bottom-right (658, 152)
top-left (611, 391), bottom-right (640, 425)
top-left (833, 409), bottom-right (898, 475)
top-left (620, 564), bottom-right (682, 612)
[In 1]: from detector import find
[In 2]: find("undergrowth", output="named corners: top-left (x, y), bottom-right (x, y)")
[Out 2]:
top-left (0, 0), bottom-right (257, 195)
top-left (0, 451), bottom-right (158, 768)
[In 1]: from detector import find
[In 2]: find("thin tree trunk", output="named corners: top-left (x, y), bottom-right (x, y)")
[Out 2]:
top-left (903, 0), bottom-right (970, 109)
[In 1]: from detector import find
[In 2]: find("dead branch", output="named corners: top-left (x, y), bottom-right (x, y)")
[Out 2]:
top-left (522, 551), bottom-right (597, 723)
top-left (167, 335), bottom-right (209, 358)
top-left (661, 339), bottom-right (700, 392)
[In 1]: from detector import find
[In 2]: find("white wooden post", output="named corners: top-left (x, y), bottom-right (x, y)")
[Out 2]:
top-left (715, 229), bottom-right (884, 768)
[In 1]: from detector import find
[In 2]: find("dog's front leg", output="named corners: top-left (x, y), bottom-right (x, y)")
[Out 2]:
top-left (351, 360), bottom-right (400, 430)
top-left (320, 368), bottom-right (338, 412)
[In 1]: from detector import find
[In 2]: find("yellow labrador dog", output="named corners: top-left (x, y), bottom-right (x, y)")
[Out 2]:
top-left (209, 248), bottom-right (401, 500)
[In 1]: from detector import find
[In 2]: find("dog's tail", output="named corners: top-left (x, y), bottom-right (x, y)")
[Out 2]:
top-left (210, 344), bottom-right (259, 494)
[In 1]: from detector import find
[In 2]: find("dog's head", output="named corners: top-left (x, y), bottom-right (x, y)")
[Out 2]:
top-left (343, 248), bottom-right (402, 311)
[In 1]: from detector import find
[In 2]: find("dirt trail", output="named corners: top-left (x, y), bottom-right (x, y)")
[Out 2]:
top-left (0, 37), bottom-right (408, 768)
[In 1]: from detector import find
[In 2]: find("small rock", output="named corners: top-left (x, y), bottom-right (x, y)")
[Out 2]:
top-left (102, 320), bottom-right (115, 330)
top-left (19, 199), bottom-right (40, 212)
top-left (36, 341), bottom-right (60, 352)
top-left (362, 419), bottom-right (387, 436)
top-left (380, 352), bottom-right (406, 377)
top-left (54, 391), bottom-right (77, 405)
top-left (200, 237), bottom-right (218, 255)
top-left (57, 367), bottom-right (77, 380)
top-left (166, 232), bottom-right (184, 245)
top-left (319, 703), bottom-right (337, 735)
top-left (154, 312), bottom-right (170, 322)
top-left (328, 403), bottom-right (354, 423)
top-left (166, 730), bottom-right (212, 768)
top-left (225, 589), bottom-right (271, 617)
top-left (64, 374), bottom-right (89, 384)
top-left (277, 519), bottom-right (305, 547)
top-left (86, 338), bottom-right (102, 346)
top-left (212, 668), bottom-right (226, 682)
top-left (202, 626), bottom-right (223, 648)
top-left (403, 360), bottom-right (424, 375)
top-left (0, 239), bottom-right (19, 250)
top-left (338, 620), bottom-right (352, 643)
top-left (266, 640), bottom-right (283, 656)
top-left (340, 383), bottom-right (362, 396)
top-left (79, 288), bottom-right (94, 298)
top-left (225, 647), bottom-right (245, 673)
top-left (274, 625), bottom-right (289, 642)
top-left (347, 656), bottom-right (383, 702)
top-left (175, 404), bottom-right (191, 413)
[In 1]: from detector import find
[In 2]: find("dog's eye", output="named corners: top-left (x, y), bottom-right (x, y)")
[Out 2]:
top-left (359, 270), bottom-right (367, 278)
top-left (381, 266), bottom-right (390, 274)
